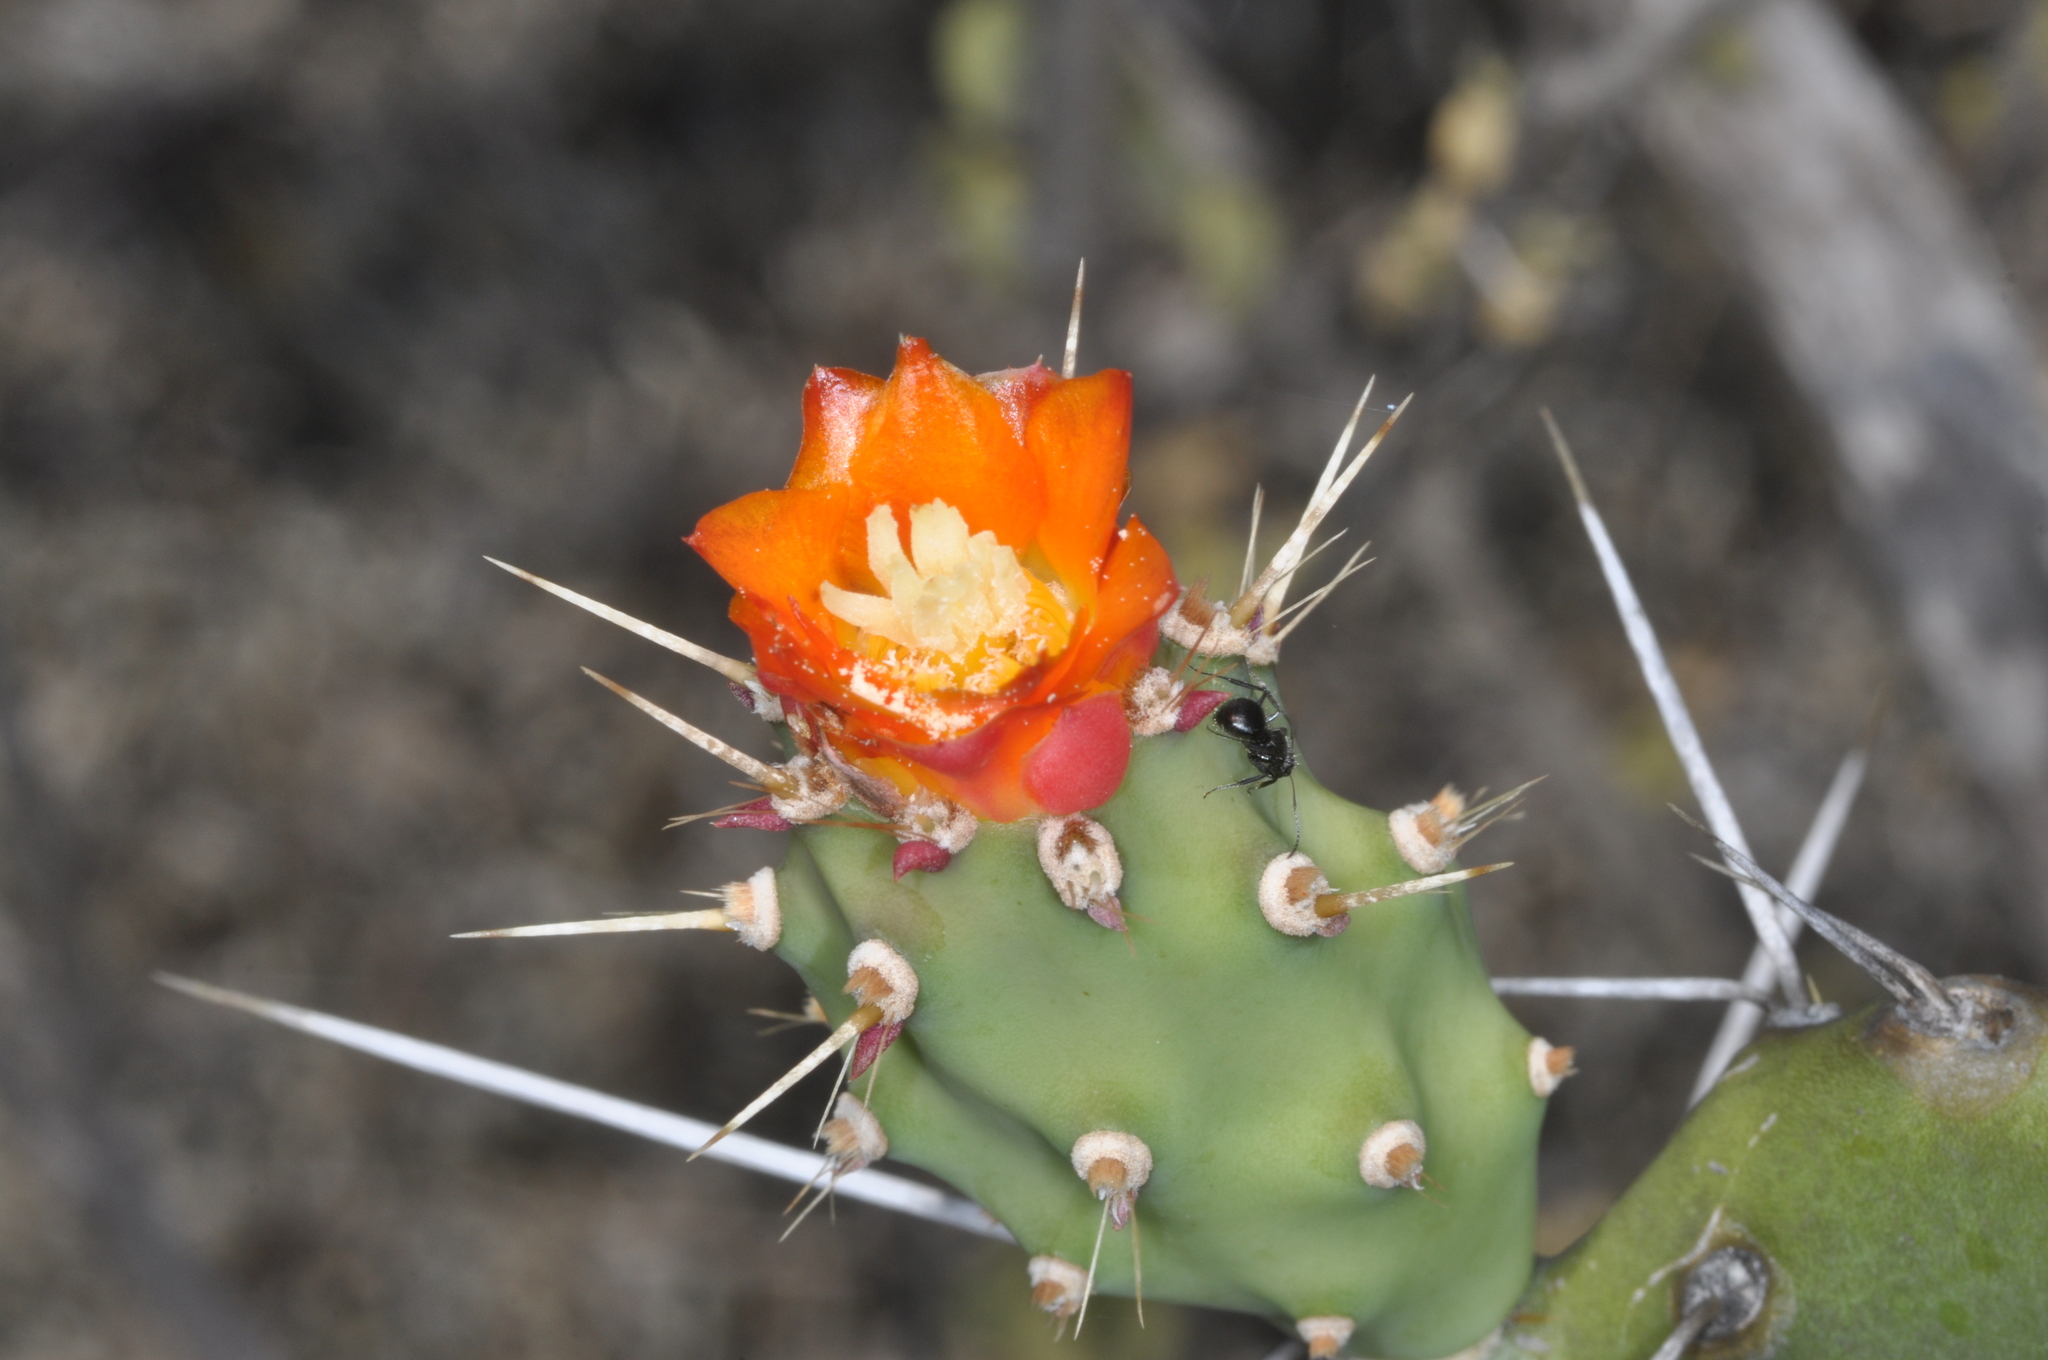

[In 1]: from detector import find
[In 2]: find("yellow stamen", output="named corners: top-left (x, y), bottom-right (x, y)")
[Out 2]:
top-left (820, 501), bottom-right (1073, 696)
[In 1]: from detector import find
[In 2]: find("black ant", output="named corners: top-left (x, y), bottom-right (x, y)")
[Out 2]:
top-left (1204, 674), bottom-right (1301, 849)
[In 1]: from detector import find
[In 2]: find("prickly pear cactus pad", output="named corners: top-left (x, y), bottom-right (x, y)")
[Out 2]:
top-left (784, 670), bottom-right (1543, 1354)
top-left (529, 336), bottom-right (1554, 1354)
top-left (1493, 977), bottom-right (2048, 1359)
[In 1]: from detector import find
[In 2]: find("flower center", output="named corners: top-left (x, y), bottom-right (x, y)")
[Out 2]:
top-left (820, 501), bottom-right (1073, 696)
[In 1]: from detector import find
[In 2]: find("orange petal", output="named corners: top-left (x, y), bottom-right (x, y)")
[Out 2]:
top-left (870, 704), bottom-right (1065, 822)
top-left (1027, 369), bottom-right (1132, 604)
top-left (975, 362), bottom-right (1059, 445)
top-left (787, 367), bottom-right (887, 489)
top-left (688, 484), bottom-right (871, 619)
top-left (841, 338), bottom-right (1045, 550)
top-left (1032, 515), bottom-right (1175, 701)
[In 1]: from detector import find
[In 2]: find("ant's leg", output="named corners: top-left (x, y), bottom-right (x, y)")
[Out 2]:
top-left (1288, 774), bottom-right (1302, 851)
top-left (1203, 773), bottom-right (1270, 798)
top-left (1214, 672), bottom-right (1282, 715)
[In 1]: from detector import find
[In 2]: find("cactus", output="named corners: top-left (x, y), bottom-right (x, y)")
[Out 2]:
top-left (1488, 848), bottom-right (2048, 1357)
top-left (443, 324), bottom-right (1550, 1354)
top-left (157, 319), bottom-right (2046, 1358)
top-left (774, 669), bottom-right (1544, 1354)
top-left (1494, 984), bottom-right (2048, 1357)
top-left (1469, 419), bottom-right (2048, 1359)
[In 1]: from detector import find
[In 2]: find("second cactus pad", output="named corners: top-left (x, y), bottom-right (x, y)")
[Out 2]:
top-left (773, 663), bottom-right (1546, 1359)
top-left (1492, 976), bottom-right (2048, 1359)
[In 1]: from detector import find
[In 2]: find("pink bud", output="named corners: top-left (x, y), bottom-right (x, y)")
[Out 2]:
top-left (892, 841), bottom-right (953, 879)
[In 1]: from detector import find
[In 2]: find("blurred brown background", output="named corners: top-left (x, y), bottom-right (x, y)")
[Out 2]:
top-left (4, 0), bottom-right (2047, 1356)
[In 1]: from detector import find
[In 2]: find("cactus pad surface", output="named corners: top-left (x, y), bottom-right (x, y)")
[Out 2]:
top-left (776, 656), bottom-right (1545, 1355)
top-left (1494, 977), bottom-right (2048, 1358)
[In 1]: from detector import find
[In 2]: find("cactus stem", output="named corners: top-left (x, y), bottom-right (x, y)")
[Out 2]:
top-left (1541, 410), bottom-right (1805, 1009)
top-left (484, 558), bottom-right (780, 715)
top-left (582, 668), bottom-right (846, 822)
top-left (1491, 977), bottom-right (1771, 1003)
top-left (1062, 258), bottom-right (1085, 379)
top-left (1359, 1119), bottom-right (1427, 1190)
top-left (1389, 779), bottom-right (1543, 875)
top-left (1527, 1038), bottom-right (1577, 1096)
top-left (1296, 1316), bottom-right (1356, 1359)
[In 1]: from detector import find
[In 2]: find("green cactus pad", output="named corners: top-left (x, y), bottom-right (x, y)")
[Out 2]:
top-left (773, 663), bottom-right (1545, 1357)
top-left (1492, 977), bottom-right (2048, 1358)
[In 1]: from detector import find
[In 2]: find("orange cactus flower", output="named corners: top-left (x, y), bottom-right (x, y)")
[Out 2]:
top-left (689, 338), bottom-right (1178, 822)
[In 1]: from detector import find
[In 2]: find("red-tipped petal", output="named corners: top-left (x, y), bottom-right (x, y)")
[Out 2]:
top-left (1022, 693), bottom-right (1132, 815)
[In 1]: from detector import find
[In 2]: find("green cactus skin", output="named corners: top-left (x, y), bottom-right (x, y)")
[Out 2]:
top-left (1489, 977), bottom-right (2048, 1359)
top-left (771, 658), bottom-right (1547, 1358)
